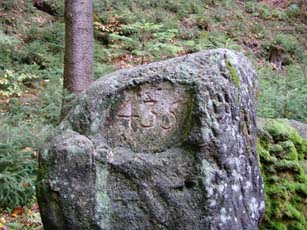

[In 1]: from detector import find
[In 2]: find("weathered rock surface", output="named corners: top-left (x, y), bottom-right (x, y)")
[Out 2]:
top-left (37, 49), bottom-right (265, 230)
top-left (288, 120), bottom-right (307, 139)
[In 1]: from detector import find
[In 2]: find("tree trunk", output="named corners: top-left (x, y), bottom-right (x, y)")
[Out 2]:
top-left (63, 0), bottom-right (93, 96)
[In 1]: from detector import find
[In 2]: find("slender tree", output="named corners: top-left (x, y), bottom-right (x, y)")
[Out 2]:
top-left (63, 0), bottom-right (93, 96)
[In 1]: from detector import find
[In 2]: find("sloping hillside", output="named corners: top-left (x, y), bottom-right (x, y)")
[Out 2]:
top-left (0, 0), bottom-right (306, 229)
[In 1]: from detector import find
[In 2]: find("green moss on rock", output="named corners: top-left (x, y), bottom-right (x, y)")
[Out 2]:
top-left (257, 142), bottom-right (270, 162)
top-left (265, 120), bottom-right (291, 141)
top-left (290, 130), bottom-right (307, 159)
top-left (267, 222), bottom-right (287, 230)
top-left (269, 144), bottom-right (283, 154)
top-left (280, 140), bottom-right (298, 160)
top-left (259, 119), bottom-right (307, 230)
top-left (226, 60), bottom-right (240, 88)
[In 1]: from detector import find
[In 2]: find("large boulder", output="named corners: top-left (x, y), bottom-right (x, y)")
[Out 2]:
top-left (37, 49), bottom-right (265, 230)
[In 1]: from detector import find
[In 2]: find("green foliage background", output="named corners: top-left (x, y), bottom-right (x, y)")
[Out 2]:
top-left (0, 0), bottom-right (306, 228)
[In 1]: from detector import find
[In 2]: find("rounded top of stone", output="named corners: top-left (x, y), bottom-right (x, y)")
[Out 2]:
top-left (62, 49), bottom-right (257, 153)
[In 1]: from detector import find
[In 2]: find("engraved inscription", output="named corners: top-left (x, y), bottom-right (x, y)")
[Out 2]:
top-left (108, 82), bottom-right (193, 152)
top-left (117, 95), bottom-right (180, 131)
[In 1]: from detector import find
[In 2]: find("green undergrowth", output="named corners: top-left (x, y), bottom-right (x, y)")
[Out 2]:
top-left (257, 64), bottom-right (307, 123)
top-left (258, 119), bottom-right (307, 229)
top-left (0, 77), bottom-right (62, 210)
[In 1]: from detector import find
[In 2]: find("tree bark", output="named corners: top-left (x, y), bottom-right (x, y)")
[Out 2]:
top-left (63, 0), bottom-right (93, 96)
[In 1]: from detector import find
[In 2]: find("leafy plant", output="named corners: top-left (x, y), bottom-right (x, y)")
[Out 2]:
top-left (0, 70), bottom-right (39, 97)
top-left (0, 30), bottom-right (20, 70)
top-left (286, 3), bottom-right (301, 19)
top-left (21, 22), bottom-right (64, 68)
top-left (110, 21), bottom-right (182, 63)
top-left (258, 65), bottom-right (307, 123)
top-left (0, 80), bottom-right (61, 210)
top-left (194, 32), bottom-right (241, 51)
top-left (262, 33), bottom-right (305, 65)
top-left (0, 0), bottom-right (19, 10)
top-left (94, 0), bottom-right (206, 21)
top-left (245, 2), bottom-right (287, 20)
top-left (0, 146), bottom-right (36, 210)
top-left (0, 122), bottom-right (37, 209)
top-left (0, 30), bottom-right (19, 46)
top-left (271, 34), bottom-right (301, 55)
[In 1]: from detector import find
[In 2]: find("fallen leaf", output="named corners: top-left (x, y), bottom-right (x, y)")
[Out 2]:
top-left (11, 207), bottom-right (25, 218)
top-left (23, 182), bottom-right (31, 188)
top-left (23, 147), bottom-right (32, 152)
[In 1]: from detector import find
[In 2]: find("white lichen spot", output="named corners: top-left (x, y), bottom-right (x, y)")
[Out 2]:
top-left (244, 181), bottom-right (252, 190)
top-left (209, 53), bottom-right (221, 63)
top-left (201, 128), bottom-right (213, 141)
top-left (238, 148), bottom-right (244, 154)
top-left (107, 149), bottom-right (114, 161)
top-left (232, 170), bottom-right (242, 182)
top-left (232, 184), bottom-right (240, 192)
top-left (90, 116), bottom-right (101, 133)
top-left (209, 199), bottom-right (216, 207)
top-left (260, 201), bottom-right (265, 210)
top-left (247, 166), bottom-right (252, 175)
top-left (220, 208), bottom-right (227, 223)
top-left (220, 208), bottom-right (231, 224)
top-left (201, 159), bottom-right (215, 186)
top-left (232, 128), bottom-right (236, 137)
top-left (248, 197), bottom-right (258, 219)
top-left (212, 120), bottom-right (219, 130)
top-left (207, 187), bottom-right (214, 197)
top-left (217, 184), bottom-right (225, 193)
top-left (74, 105), bottom-right (81, 115)
top-left (220, 215), bottom-right (227, 224)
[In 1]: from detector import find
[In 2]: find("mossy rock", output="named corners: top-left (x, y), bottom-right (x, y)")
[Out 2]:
top-left (269, 144), bottom-right (283, 154)
top-left (280, 140), bottom-right (298, 160)
top-left (269, 141), bottom-right (298, 161)
top-left (258, 119), bottom-right (307, 229)
top-left (265, 120), bottom-right (291, 142)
